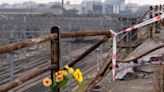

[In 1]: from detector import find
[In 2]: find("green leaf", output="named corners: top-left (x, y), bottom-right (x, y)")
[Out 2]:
top-left (50, 81), bottom-right (57, 91)
top-left (57, 77), bottom-right (69, 88)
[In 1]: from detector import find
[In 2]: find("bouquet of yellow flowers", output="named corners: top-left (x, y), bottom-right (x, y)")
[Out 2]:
top-left (43, 65), bottom-right (83, 91)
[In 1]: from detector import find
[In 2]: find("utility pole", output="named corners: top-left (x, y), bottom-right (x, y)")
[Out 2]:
top-left (62, 0), bottom-right (64, 6)
top-left (62, 0), bottom-right (64, 14)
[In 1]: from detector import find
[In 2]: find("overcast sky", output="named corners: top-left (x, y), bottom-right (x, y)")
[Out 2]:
top-left (0, 0), bottom-right (163, 5)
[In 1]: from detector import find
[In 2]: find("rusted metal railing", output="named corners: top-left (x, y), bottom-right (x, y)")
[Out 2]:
top-left (0, 64), bottom-right (55, 92)
top-left (69, 36), bottom-right (110, 67)
top-left (0, 31), bottom-right (111, 54)
top-left (0, 27), bottom-right (112, 92)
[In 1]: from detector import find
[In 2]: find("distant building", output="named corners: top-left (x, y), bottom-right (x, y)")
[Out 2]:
top-left (102, 3), bottom-right (113, 14)
top-left (81, 0), bottom-right (103, 14)
top-left (0, 8), bottom-right (63, 15)
top-left (0, 0), bottom-right (127, 15)
top-left (0, 1), bottom-right (38, 9)
top-left (80, 0), bottom-right (125, 14)
top-left (0, 2), bottom-right (64, 14)
top-left (105, 0), bottom-right (126, 5)
top-left (64, 1), bottom-right (81, 14)
top-left (104, 0), bottom-right (125, 14)
top-left (0, 3), bottom-right (12, 8)
top-left (125, 3), bottom-right (139, 13)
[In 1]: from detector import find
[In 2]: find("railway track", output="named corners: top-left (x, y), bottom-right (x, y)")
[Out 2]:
top-left (0, 42), bottom-right (91, 83)
top-left (0, 54), bottom-right (50, 84)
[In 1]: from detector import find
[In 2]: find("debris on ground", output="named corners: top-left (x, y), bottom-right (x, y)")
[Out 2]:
top-left (115, 62), bottom-right (135, 79)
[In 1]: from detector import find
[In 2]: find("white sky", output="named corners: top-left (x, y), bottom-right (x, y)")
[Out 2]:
top-left (0, 0), bottom-right (163, 5)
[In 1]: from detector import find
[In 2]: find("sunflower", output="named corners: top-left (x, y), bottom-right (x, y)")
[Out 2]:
top-left (73, 69), bottom-right (83, 83)
top-left (43, 77), bottom-right (52, 87)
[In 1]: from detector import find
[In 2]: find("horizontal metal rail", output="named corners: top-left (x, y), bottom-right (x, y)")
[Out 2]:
top-left (69, 36), bottom-right (110, 67)
top-left (0, 31), bottom-right (111, 54)
top-left (117, 44), bottom-right (164, 63)
top-left (61, 31), bottom-right (111, 38)
top-left (0, 64), bottom-right (55, 92)
top-left (0, 34), bottom-right (56, 54)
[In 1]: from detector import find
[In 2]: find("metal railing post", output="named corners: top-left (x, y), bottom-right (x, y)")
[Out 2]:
top-left (154, 5), bottom-right (160, 34)
top-left (50, 26), bottom-right (60, 92)
top-left (149, 6), bottom-right (154, 38)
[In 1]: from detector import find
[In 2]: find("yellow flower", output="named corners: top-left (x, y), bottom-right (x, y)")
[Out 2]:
top-left (43, 77), bottom-right (52, 87)
top-left (62, 70), bottom-right (68, 77)
top-left (73, 69), bottom-right (83, 83)
top-left (56, 74), bottom-right (63, 82)
top-left (64, 65), bottom-right (74, 74)
top-left (68, 68), bottom-right (75, 74)
top-left (64, 65), bottom-right (69, 70)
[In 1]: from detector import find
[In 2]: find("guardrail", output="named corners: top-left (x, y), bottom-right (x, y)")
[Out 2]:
top-left (0, 27), bottom-right (113, 92)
